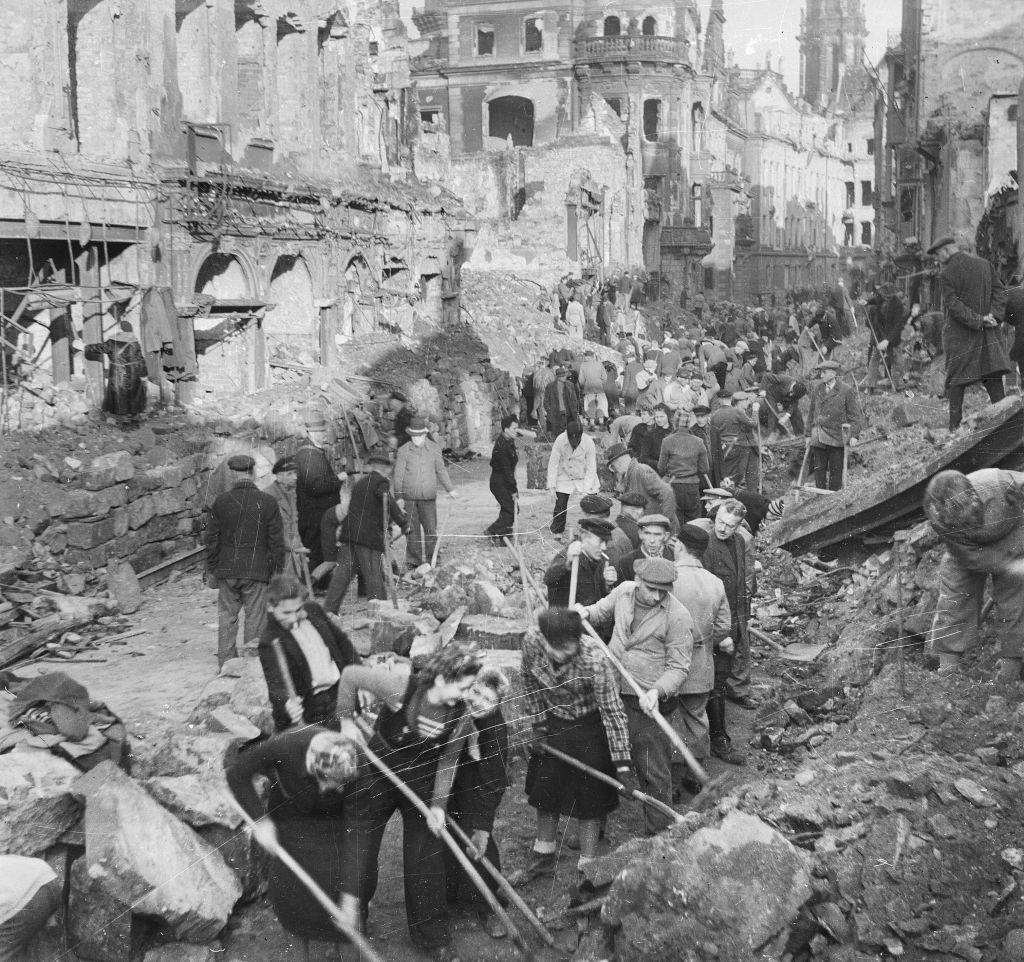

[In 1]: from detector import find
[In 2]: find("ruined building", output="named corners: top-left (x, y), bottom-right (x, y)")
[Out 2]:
top-left (875, 0), bottom-right (1023, 296)
top-left (409, 0), bottom-right (879, 305)
top-left (0, 0), bottom-right (468, 424)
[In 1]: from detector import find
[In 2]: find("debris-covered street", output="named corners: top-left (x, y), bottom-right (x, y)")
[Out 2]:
top-left (2, 1), bottom-right (1024, 961)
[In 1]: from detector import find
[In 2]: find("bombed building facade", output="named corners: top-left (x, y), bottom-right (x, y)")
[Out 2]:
top-left (0, 0), bottom-right (468, 423)
top-left (875, 0), bottom-right (1024, 299)
top-left (410, 0), bottom-right (879, 304)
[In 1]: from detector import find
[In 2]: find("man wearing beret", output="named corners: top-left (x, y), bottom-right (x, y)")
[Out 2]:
top-left (928, 235), bottom-right (1010, 429)
top-left (805, 359), bottom-right (862, 490)
top-left (206, 454), bottom-right (286, 668)
top-left (578, 557), bottom-right (695, 834)
top-left (606, 443), bottom-right (678, 535)
top-left (669, 524), bottom-right (732, 795)
top-left (616, 514), bottom-right (676, 583)
top-left (607, 493), bottom-right (645, 567)
top-left (544, 517), bottom-right (618, 615)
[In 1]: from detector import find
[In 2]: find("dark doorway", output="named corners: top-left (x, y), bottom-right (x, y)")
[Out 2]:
top-left (642, 16), bottom-right (657, 35)
top-left (488, 96), bottom-right (535, 147)
top-left (603, 16), bottom-right (621, 36)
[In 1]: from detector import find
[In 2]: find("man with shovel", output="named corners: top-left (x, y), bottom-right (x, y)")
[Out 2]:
top-left (805, 359), bottom-right (861, 491)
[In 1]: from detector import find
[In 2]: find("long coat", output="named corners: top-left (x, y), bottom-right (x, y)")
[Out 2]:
top-left (83, 338), bottom-right (147, 416)
top-left (940, 250), bottom-right (1011, 386)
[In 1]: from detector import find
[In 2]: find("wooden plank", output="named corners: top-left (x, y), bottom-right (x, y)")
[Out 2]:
top-left (136, 545), bottom-right (206, 588)
top-left (772, 397), bottom-right (1024, 555)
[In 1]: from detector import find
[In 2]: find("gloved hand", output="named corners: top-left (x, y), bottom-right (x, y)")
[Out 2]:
top-left (616, 765), bottom-right (641, 795)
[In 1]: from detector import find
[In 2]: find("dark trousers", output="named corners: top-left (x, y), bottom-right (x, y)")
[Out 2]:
top-left (342, 740), bottom-right (450, 949)
top-left (948, 376), bottom-right (1005, 430)
top-left (812, 443), bottom-right (844, 490)
top-left (551, 491), bottom-right (571, 534)
top-left (217, 578), bottom-right (269, 667)
top-left (671, 481), bottom-right (702, 522)
top-left (709, 362), bottom-right (727, 389)
top-left (709, 651), bottom-right (733, 743)
top-left (622, 696), bottom-right (674, 835)
top-left (486, 478), bottom-right (516, 538)
top-left (405, 499), bottom-right (438, 567)
top-left (323, 543), bottom-right (386, 612)
top-left (726, 621), bottom-right (751, 699)
top-left (443, 813), bottom-right (501, 907)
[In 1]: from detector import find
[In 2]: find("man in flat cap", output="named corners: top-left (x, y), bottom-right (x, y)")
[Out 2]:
top-left (616, 514), bottom-right (675, 583)
top-left (606, 443), bottom-right (678, 535)
top-left (669, 523), bottom-right (732, 796)
top-left (267, 455), bottom-right (309, 584)
top-left (607, 492), bottom-right (646, 567)
top-left (709, 390), bottom-right (760, 491)
top-left (544, 366), bottom-right (580, 437)
top-left (393, 415), bottom-right (457, 569)
top-left (928, 235), bottom-right (1010, 429)
top-left (294, 417), bottom-right (345, 571)
top-left (205, 454), bottom-right (285, 668)
top-left (544, 517), bottom-right (617, 616)
top-left (805, 359), bottom-right (862, 490)
top-left (578, 556), bottom-right (695, 835)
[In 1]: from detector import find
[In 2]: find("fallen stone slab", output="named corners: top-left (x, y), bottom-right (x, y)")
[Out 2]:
top-left (455, 614), bottom-right (528, 650)
top-left (68, 761), bottom-right (241, 962)
top-left (146, 773), bottom-right (243, 830)
top-left (603, 810), bottom-right (813, 961)
top-left (0, 751), bottom-right (83, 856)
top-left (198, 824), bottom-right (268, 904)
top-left (369, 607), bottom-right (426, 655)
top-left (187, 658), bottom-right (273, 735)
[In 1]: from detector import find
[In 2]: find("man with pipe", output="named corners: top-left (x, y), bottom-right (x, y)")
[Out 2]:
top-left (544, 517), bottom-right (618, 612)
top-left (576, 557), bottom-right (695, 835)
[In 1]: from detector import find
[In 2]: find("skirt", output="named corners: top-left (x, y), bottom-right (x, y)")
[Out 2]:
top-left (271, 815), bottom-right (348, 943)
top-left (525, 712), bottom-right (619, 820)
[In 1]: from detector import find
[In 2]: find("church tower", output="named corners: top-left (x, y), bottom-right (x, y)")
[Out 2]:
top-left (798, 0), bottom-right (869, 110)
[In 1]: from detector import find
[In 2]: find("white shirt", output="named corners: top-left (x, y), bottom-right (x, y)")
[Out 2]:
top-left (291, 620), bottom-right (341, 692)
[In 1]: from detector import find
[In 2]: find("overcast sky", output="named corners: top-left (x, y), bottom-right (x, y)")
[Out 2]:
top-left (720, 0), bottom-right (902, 91)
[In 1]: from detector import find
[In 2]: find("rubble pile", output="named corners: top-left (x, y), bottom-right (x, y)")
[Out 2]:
top-left (573, 660), bottom-right (1024, 962)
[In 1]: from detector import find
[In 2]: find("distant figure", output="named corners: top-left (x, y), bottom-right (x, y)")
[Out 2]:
top-left (81, 320), bottom-right (147, 417)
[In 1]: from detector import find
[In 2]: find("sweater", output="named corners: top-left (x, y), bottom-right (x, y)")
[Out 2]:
top-left (658, 429), bottom-right (710, 483)
top-left (489, 434), bottom-right (518, 492)
top-left (393, 439), bottom-right (453, 501)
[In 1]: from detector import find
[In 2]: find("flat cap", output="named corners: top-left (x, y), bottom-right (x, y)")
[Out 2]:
top-left (926, 235), bottom-right (957, 255)
top-left (408, 416), bottom-right (429, 435)
top-left (716, 388), bottom-right (733, 398)
top-left (617, 491), bottom-right (646, 507)
top-left (692, 404), bottom-right (711, 415)
top-left (555, 366), bottom-right (568, 375)
top-left (816, 359), bottom-right (841, 371)
top-left (677, 523), bottom-right (710, 555)
top-left (580, 494), bottom-right (614, 517)
top-left (637, 513), bottom-right (671, 530)
top-left (579, 517), bottom-right (615, 540)
top-left (227, 454), bottom-right (255, 472)
top-left (605, 442), bottom-right (630, 464)
top-left (634, 557), bottom-right (676, 589)
top-left (271, 456), bottom-right (296, 474)
top-left (367, 452), bottom-right (392, 467)
top-left (700, 487), bottom-right (734, 500)
top-left (305, 416), bottom-right (327, 431)
top-left (731, 391), bottom-right (751, 402)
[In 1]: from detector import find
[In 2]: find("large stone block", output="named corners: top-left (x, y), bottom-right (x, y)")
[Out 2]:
top-left (68, 762), bottom-right (241, 962)
top-left (197, 825), bottom-right (268, 904)
top-left (0, 752), bottom-right (83, 855)
top-left (147, 774), bottom-right (243, 830)
top-left (187, 659), bottom-right (273, 735)
top-left (603, 810), bottom-right (813, 961)
top-left (82, 451), bottom-right (135, 491)
top-left (144, 464), bottom-right (184, 490)
top-left (455, 614), bottom-right (528, 650)
top-left (66, 515), bottom-right (119, 549)
top-left (127, 494), bottom-right (156, 530)
top-left (151, 489), bottom-right (187, 515)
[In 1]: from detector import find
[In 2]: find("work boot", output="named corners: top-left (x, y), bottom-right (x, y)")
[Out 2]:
top-left (998, 658), bottom-right (1023, 684)
top-left (510, 850), bottom-right (556, 885)
top-left (708, 693), bottom-right (746, 765)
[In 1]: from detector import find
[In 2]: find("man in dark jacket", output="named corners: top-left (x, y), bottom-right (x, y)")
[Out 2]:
top-left (607, 492), bottom-right (645, 567)
top-left (485, 414), bottom-right (520, 542)
top-left (206, 454), bottom-right (286, 667)
top-left (929, 235), bottom-right (1010, 429)
top-left (805, 360), bottom-right (862, 490)
top-left (544, 517), bottom-right (617, 609)
top-left (323, 454), bottom-right (407, 612)
top-left (258, 574), bottom-right (359, 731)
top-left (615, 514), bottom-right (676, 582)
top-left (294, 417), bottom-right (343, 570)
top-left (865, 284), bottom-right (907, 392)
top-left (544, 367), bottom-right (580, 437)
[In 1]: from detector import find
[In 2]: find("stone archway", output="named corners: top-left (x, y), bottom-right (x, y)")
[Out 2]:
top-left (266, 254), bottom-right (316, 358)
top-left (194, 252), bottom-right (251, 300)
